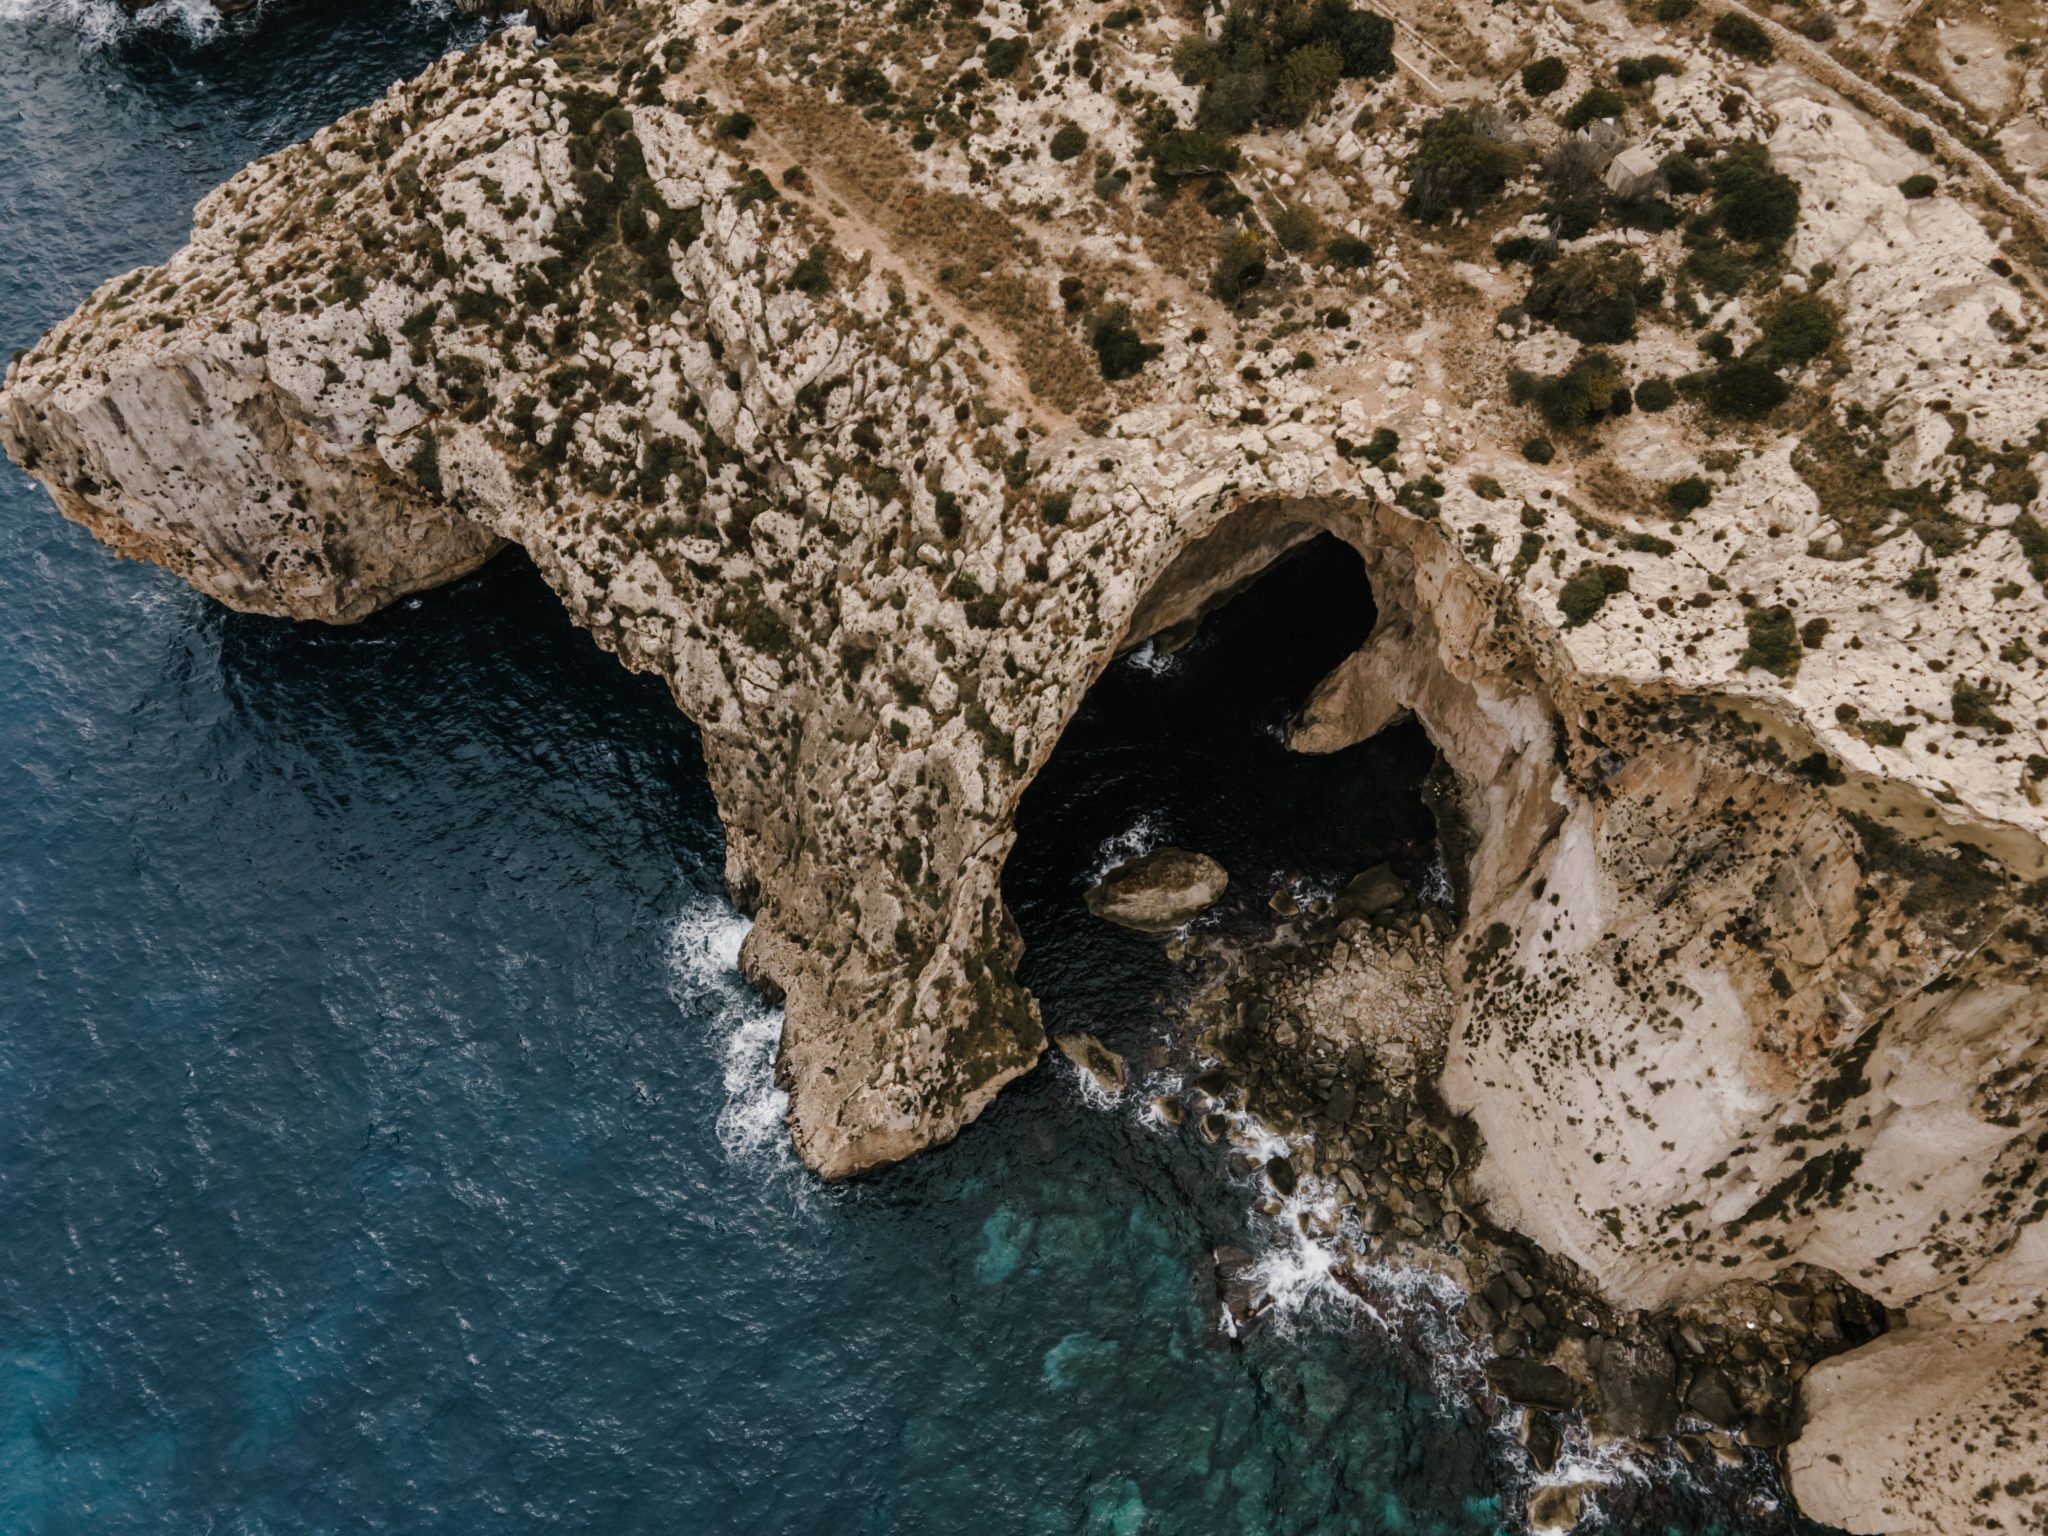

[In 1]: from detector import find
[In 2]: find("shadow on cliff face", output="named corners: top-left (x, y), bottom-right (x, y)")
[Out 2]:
top-left (1001, 532), bottom-right (1441, 1050)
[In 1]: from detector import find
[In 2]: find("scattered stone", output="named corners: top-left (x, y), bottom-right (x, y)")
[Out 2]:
top-left (1085, 848), bottom-right (1228, 932)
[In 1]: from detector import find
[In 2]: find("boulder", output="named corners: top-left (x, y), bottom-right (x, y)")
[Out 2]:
top-left (1520, 1409), bottom-right (1563, 1475)
top-left (1330, 863), bottom-right (1405, 921)
top-left (1053, 1032), bottom-right (1126, 1096)
top-left (1684, 1366), bottom-right (1744, 1429)
top-left (1484, 1358), bottom-right (1581, 1412)
top-left (1588, 1334), bottom-right (1680, 1439)
top-left (1085, 848), bottom-right (1228, 932)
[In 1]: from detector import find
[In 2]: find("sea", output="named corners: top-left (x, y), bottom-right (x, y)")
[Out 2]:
top-left (0, 4), bottom-right (1838, 1531)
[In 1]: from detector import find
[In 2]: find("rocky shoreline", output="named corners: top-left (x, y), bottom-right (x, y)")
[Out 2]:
top-left (1147, 859), bottom-right (1887, 1521)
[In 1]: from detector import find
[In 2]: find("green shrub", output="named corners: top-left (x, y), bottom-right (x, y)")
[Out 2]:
top-left (1666, 474), bottom-right (1712, 511)
top-left (1559, 562), bottom-right (1630, 625)
top-left (985, 36), bottom-right (1028, 78)
top-left (1635, 376), bottom-right (1676, 412)
top-left (842, 63), bottom-right (892, 105)
top-left (1710, 12), bottom-right (1774, 61)
top-left (407, 431), bottom-right (444, 498)
top-left (1521, 57), bottom-right (1567, 97)
top-left (1312, 0), bottom-right (1395, 78)
top-left (1702, 353), bottom-right (1790, 418)
top-left (1090, 305), bottom-right (1160, 380)
top-left (1617, 54), bottom-right (1682, 87)
top-left (1152, 128), bottom-right (1241, 179)
top-left (1561, 87), bottom-right (1627, 130)
top-left (1188, 0), bottom-right (1391, 138)
top-left (1712, 144), bottom-right (1800, 244)
top-left (1524, 246), bottom-right (1644, 343)
top-left (1951, 680), bottom-right (2014, 734)
top-left (1050, 122), bottom-right (1088, 161)
top-left (1531, 350), bottom-right (1625, 431)
top-left (1173, 35), bottom-right (1222, 84)
top-left (1271, 202), bottom-right (1322, 252)
top-left (1271, 41), bottom-right (1344, 126)
top-left (1660, 152), bottom-right (1708, 196)
top-left (786, 245), bottom-right (833, 297)
top-left (1740, 605), bottom-right (1802, 677)
top-left (1327, 234), bottom-right (1374, 268)
top-left (1212, 230), bottom-right (1268, 303)
top-left (1758, 292), bottom-right (1836, 367)
top-left (1899, 173), bottom-right (1937, 199)
top-left (1403, 110), bottom-right (1523, 224)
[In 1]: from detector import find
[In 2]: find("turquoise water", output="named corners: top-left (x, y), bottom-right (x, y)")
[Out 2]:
top-left (0, 5), bottom-right (1830, 1531)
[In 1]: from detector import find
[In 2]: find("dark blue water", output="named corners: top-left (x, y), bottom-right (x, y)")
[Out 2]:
top-left (0, 6), bottom-right (1826, 1532)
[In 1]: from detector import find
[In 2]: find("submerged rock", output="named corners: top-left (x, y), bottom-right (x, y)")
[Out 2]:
top-left (1526, 1482), bottom-right (1589, 1533)
top-left (1084, 849), bottom-right (1228, 933)
top-left (1213, 1245), bottom-right (1267, 1331)
top-left (1053, 1032), bottom-right (1126, 1096)
top-left (1520, 1409), bottom-right (1563, 1475)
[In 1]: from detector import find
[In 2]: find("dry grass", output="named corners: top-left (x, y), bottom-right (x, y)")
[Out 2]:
top-left (741, 78), bottom-right (1105, 418)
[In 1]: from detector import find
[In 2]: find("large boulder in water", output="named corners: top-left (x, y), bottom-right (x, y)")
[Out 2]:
top-left (1085, 848), bottom-right (1227, 932)
top-left (1052, 1032), bottom-right (1126, 1096)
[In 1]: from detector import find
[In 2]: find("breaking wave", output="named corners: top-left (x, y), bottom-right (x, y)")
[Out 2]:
top-left (0, 0), bottom-right (463, 48)
top-left (664, 903), bottom-right (794, 1174)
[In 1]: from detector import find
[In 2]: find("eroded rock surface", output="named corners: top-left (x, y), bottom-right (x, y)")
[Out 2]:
top-left (6, 1), bottom-right (2047, 1525)
top-left (1084, 847), bottom-right (1229, 933)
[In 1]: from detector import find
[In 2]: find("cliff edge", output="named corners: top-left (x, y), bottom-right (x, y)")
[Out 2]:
top-left (6, 0), bottom-right (2047, 1527)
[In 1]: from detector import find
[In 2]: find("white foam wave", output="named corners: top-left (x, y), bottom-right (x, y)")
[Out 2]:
top-left (664, 903), bottom-right (795, 1174)
top-left (1121, 639), bottom-right (1181, 677)
top-left (1419, 852), bottom-right (1454, 908)
top-left (0, 0), bottom-right (464, 48)
top-left (0, 0), bottom-right (245, 46)
top-left (1088, 813), bottom-right (1164, 883)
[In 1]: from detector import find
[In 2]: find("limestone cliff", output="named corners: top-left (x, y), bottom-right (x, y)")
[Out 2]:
top-left (5, 0), bottom-right (2047, 1528)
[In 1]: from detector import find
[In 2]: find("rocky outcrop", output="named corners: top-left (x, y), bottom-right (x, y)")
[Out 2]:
top-left (1788, 1321), bottom-right (2048, 1534)
top-left (4, 1), bottom-right (2046, 1524)
top-left (1084, 847), bottom-right (1228, 933)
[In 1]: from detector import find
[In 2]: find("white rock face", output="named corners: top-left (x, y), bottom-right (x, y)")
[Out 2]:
top-left (4, 3), bottom-right (2047, 1527)
top-left (1789, 1322), bottom-right (2048, 1534)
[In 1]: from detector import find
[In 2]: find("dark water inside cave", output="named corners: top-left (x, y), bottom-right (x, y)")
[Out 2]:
top-left (0, 4), bottom-right (1838, 1532)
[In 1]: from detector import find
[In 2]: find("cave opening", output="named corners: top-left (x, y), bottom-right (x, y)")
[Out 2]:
top-left (1001, 530), bottom-right (1443, 1052)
